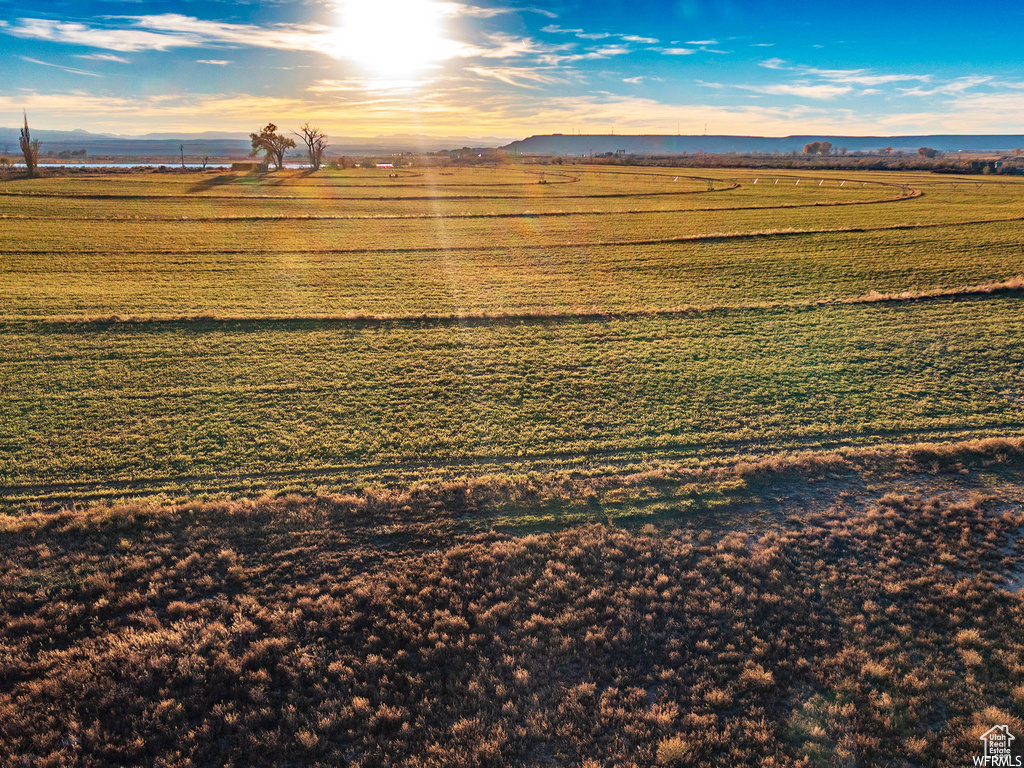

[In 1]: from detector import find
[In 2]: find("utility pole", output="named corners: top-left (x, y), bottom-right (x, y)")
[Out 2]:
top-left (180, 144), bottom-right (185, 169)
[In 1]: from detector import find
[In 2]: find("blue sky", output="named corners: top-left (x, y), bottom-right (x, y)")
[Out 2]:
top-left (2, 0), bottom-right (1024, 137)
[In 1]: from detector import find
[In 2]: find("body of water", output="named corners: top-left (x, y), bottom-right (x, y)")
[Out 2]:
top-left (6, 162), bottom-right (313, 169)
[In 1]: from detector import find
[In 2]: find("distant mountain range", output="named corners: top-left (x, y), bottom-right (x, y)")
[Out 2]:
top-left (0, 128), bottom-right (517, 157)
top-left (505, 134), bottom-right (1024, 155)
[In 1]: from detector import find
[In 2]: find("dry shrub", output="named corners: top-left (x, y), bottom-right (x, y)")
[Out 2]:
top-left (0, 461), bottom-right (1022, 767)
top-left (656, 735), bottom-right (694, 765)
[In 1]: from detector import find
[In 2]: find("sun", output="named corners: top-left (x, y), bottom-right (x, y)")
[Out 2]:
top-left (337, 0), bottom-right (460, 78)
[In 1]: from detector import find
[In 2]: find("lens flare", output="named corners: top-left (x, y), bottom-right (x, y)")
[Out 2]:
top-left (337, 0), bottom-right (462, 77)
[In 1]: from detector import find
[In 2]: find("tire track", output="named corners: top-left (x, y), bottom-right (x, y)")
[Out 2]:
top-left (2, 275), bottom-right (1020, 328)
top-left (4, 424), bottom-right (1023, 508)
top-left (0, 188), bottom-right (917, 222)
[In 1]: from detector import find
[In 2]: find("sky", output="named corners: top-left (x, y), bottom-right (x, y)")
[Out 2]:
top-left (2, 0), bottom-right (1024, 138)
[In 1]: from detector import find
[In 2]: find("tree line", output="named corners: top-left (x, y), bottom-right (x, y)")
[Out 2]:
top-left (804, 141), bottom-right (941, 159)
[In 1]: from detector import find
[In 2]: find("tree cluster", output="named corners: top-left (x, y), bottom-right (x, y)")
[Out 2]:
top-left (802, 141), bottom-right (833, 156)
top-left (250, 123), bottom-right (329, 171)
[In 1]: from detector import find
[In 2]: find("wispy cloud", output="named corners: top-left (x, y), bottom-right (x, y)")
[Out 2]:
top-left (537, 43), bottom-right (633, 65)
top-left (583, 45), bottom-right (631, 57)
top-left (75, 52), bottom-right (131, 63)
top-left (0, 15), bottom-right (338, 55)
top-left (307, 77), bottom-right (427, 93)
top-left (686, 39), bottom-right (717, 45)
top-left (120, 14), bottom-right (335, 54)
top-left (514, 6), bottom-right (559, 19)
top-left (738, 83), bottom-right (853, 99)
top-left (754, 60), bottom-right (935, 97)
top-left (197, 59), bottom-right (231, 66)
top-left (20, 55), bottom-right (102, 77)
top-left (1, 18), bottom-right (206, 52)
top-left (900, 75), bottom-right (993, 96)
top-left (470, 33), bottom-right (557, 59)
top-left (541, 24), bottom-right (656, 46)
top-left (467, 65), bottom-right (572, 88)
top-left (657, 47), bottom-right (697, 56)
top-left (541, 24), bottom-right (582, 34)
top-left (802, 67), bottom-right (930, 86)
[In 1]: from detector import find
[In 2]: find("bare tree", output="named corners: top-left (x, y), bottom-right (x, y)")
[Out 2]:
top-left (249, 123), bottom-right (295, 171)
top-left (295, 123), bottom-right (328, 170)
top-left (19, 111), bottom-right (40, 178)
top-left (917, 147), bottom-right (939, 159)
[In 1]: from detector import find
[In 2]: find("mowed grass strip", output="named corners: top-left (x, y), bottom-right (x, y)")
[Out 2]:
top-left (0, 170), bottom-right (895, 218)
top-left (1, 178), bottom-right (1019, 258)
top-left (2, 296), bottom-right (1022, 502)
top-left (3, 222), bottom-right (1024, 319)
top-left (0, 183), bottom-right (886, 219)
top-left (0, 167), bottom-right (688, 199)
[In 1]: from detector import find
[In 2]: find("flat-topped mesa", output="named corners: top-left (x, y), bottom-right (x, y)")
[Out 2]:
top-left (504, 133), bottom-right (1024, 155)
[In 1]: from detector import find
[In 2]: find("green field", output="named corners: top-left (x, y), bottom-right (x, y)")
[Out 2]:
top-left (2, 165), bottom-right (1023, 508)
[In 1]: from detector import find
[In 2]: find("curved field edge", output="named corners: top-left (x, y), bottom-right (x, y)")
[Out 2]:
top-left (4, 274), bottom-right (1021, 325)
top-left (1, 438), bottom-right (1022, 767)
top-left (2, 435), bottom-right (1021, 531)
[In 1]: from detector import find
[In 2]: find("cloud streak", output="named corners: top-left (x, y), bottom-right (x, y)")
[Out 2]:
top-left (738, 83), bottom-right (853, 99)
top-left (1, 18), bottom-right (206, 52)
top-left (20, 55), bottom-right (103, 77)
top-left (466, 65), bottom-right (572, 88)
top-left (75, 53), bottom-right (131, 63)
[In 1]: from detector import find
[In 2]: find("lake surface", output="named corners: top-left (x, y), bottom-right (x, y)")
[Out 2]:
top-left (7, 162), bottom-right (313, 169)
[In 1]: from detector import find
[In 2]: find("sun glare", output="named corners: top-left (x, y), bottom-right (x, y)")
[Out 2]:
top-left (338, 0), bottom-right (459, 78)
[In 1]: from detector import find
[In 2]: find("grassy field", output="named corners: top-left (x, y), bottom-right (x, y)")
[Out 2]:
top-left (3, 299), bottom-right (1024, 507)
top-left (1, 165), bottom-right (1023, 507)
top-left (2, 164), bottom-right (1024, 767)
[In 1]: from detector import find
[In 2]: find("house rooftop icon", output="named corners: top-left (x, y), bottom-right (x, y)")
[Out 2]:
top-left (981, 725), bottom-right (1015, 757)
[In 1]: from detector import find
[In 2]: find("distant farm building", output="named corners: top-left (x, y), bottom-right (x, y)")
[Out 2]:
top-left (376, 162), bottom-right (395, 168)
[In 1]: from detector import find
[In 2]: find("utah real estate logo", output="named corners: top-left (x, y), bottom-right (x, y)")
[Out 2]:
top-left (975, 726), bottom-right (1021, 767)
